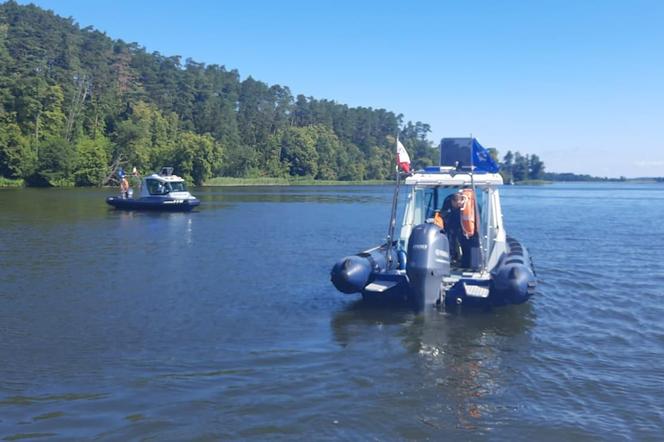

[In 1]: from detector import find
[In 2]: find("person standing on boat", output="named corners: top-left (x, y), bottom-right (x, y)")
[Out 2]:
top-left (441, 192), bottom-right (464, 265)
top-left (442, 191), bottom-right (478, 268)
top-left (131, 167), bottom-right (140, 196)
top-left (120, 175), bottom-right (130, 199)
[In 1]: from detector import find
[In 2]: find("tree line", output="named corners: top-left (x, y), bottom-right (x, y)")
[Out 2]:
top-left (495, 150), bottom-right (546, 183)
top-left (0, 1), bottom-right (437, 186)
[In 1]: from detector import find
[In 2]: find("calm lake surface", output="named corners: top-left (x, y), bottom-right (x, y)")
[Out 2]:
top-left (1, 183), bottom-right (663, 440)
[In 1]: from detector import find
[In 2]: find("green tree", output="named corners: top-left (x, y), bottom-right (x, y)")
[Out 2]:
top-left (401, 121), bottom-right (436, 170)
top-left (365, 146), bottom-right (391, 180)
top-left (500, 150), bottom-right (514, 182)
top-left (73, 134), bottom-right (109, 186)
top-left (273, 126), bottom-right (319, 177)
top-left (313, 125), bottom-right (342, 180)
top-left (0, 116), bottom-right (34, 178)
top-left (40, 84), bottom-right (66, 140)
top-left (112, 101), bottom-right (175, 171)
top-left (529, 154), bottom-right (545, 179)
top-left (512, 152), bottom-right (528, 182)
top-left (113, 116), bottom-right (150, 169)
top-left (171, 131), bottom-right (222, 185)
top-left (32, 137), bottom-right (76, 186)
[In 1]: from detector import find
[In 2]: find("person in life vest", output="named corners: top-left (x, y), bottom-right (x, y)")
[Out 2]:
top-left (433, 210), bottom-right (444, 228)
top-left (441, 190), bottom-right (478, 268)
top-left (459, 189), bottom-right (476, 239)
top-left (120, 175), bottom-right (130, 199)
top-left (131, 167), bottom-right (141, 194)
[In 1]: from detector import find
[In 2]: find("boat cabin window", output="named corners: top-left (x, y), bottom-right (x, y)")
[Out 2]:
top-left (146, 179), bottom-right (188, 195)
top-left (169, 181), bottom-right (187, 192)
top-left (416, 187), bottom-right (484, 221)
top-left (400, 186), bottom-right (486, 249)
top-left (146, 179), bottom-right (169, 195)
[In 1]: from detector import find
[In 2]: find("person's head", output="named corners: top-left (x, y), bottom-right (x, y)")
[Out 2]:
top-left (451, 192), bottom-right (465, 208)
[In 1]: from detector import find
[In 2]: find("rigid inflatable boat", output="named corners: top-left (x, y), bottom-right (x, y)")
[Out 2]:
top-left (331, 138), bottom-right (537, 310)
top-left (106, 167), bottom-right (200, 212)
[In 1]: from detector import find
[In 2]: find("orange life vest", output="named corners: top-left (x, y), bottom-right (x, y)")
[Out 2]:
top-left (433, 211), bottom-right (444, 229)
top-left (460, 189), bottom-right (476, 238)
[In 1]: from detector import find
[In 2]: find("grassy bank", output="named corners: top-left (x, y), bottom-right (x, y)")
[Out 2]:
top-left (203, 177), bottom-right (391, 186)
top-left (0, 177), bottom-right (24, 188)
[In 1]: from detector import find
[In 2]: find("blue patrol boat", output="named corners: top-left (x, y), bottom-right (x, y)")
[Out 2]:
top-left (331, 138), bottom-right (537, 310)
top-left (106, 167), bottom-right (200, 212)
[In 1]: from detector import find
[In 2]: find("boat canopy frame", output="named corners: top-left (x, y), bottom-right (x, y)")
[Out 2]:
top-left (398, 173), bottom-right (506, 272)
top-left (404, 167), bottom-right (504, 188)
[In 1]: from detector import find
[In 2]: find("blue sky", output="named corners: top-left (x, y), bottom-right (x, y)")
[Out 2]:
top-left (17, 0), bottom-right (664, 177)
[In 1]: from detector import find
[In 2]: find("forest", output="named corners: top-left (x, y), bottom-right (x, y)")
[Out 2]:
top-left (493, 150), bottom-right (546, 183)
top-left (0, 1), bottom-right (548, 187)
top-left (0, 2), bottom-right (443, 186)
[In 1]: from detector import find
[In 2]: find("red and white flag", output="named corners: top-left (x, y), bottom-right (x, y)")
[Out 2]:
top-left (396, 139), bottom-right (411, 173)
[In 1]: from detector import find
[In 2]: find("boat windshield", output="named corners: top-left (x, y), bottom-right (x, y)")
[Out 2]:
top-left (399, 186), bottom-right (486, 248)
top-left (404, 187), bottom-right (484, 223)
top-left (146, 179), bottom-right (188, 195)
top-left (168, 181), bottom-right (187, 192)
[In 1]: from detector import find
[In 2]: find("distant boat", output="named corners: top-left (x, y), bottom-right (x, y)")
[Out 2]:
top-left (330, 138), bottom-right (537, 310)
top-left (106, 167), bottom-right (200, 212)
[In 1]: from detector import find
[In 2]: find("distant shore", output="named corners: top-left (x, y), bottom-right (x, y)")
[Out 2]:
top-left (0, 176), bottom-right (391, 188)
top-left (512, 179), bottom-right (552, 185)
top-left (2, 176), bottom-right (662, 188)
top-left (202, 177), bottom-right (391, 186)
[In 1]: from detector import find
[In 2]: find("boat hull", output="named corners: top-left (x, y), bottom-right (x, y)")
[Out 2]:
top-left (106, 196), bottom-right (200, 212)
top-left (330, 244), bottom-right (399, 294)
top-left (331, 237), bottom-right (537, 310)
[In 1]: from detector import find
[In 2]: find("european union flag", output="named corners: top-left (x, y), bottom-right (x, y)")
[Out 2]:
top-left (471, 139), bottom-right (500, 173)
top-left (440, 138), bottom-right (500, 173)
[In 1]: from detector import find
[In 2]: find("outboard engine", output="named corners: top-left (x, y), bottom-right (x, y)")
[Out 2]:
top-left (406, 223), bottom-right (450, 311)
top-left (331, 246), bottom-right (398, 294)
top-left (491, 237), bottom-right (537, 305)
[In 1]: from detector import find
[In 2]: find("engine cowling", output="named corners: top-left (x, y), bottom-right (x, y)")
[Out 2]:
top-left (406, 223), bottom-right (450, 311)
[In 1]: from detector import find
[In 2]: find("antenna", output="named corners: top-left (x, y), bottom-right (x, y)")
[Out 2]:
top-left (468, 139), bottom-right (486, 273)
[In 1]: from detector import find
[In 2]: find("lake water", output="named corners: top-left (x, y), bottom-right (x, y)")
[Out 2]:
top-left (1, 183), bottom-right (663, 440)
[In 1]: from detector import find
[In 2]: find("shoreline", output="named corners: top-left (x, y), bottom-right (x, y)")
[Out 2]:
top-left (0, 178), bottom-right (24, 188)
top-left (202, 177), bottom-right (392, 186)
top-left (2, 177), bottom-right (662, 188)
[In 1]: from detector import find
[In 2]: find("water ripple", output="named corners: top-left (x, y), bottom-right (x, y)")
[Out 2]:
top-left (1, 184), bottom-right (664, 439)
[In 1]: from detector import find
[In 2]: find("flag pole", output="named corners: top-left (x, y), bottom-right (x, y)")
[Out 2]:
top-left (385, 136), bottom-right (402, 266)
top-left (469, 139), bottom-right (486, 273)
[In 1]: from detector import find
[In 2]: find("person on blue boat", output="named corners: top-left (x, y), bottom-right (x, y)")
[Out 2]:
top-left (441, 190), bottom-right (478, 269)
top-left (440, 192), bottom-right (462, 264)
top-left (120, 175), bottom-right (130, 199)
top-left (131, 167), bottom-right (141, 195)
top-left (433, 210), bottom-right (444, 228)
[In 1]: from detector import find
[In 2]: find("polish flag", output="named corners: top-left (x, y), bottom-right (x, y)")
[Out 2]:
top-left (396, 139), bottom-right (411, 173)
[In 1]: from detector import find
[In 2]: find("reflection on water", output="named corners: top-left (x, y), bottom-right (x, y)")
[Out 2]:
top-left (196, 185), bottom-right (388, 205)
top-left (331, 302), bottom-right (534, 431)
